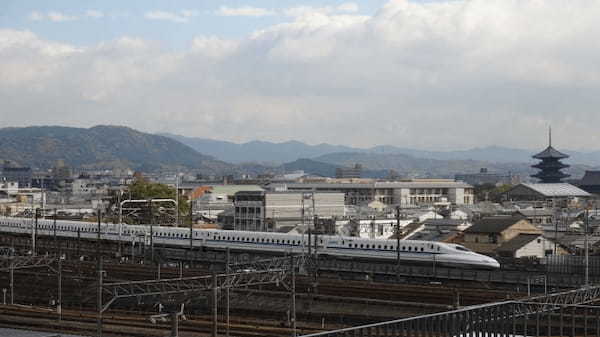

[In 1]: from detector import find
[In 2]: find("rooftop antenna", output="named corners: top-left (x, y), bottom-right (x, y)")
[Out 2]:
top-left (549, 125), bottom-right (552, 147)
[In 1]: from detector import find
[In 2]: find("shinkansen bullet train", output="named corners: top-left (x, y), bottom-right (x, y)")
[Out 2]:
top-left (0, 217), bottom-right (500, 269)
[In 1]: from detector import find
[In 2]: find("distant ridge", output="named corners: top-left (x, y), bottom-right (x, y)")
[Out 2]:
top-left (159, 133), bottom-right (358, 164)
top-left (0, 125), bottom-right (234, 173)
top-left (163, 133), bottom-right (600, 167)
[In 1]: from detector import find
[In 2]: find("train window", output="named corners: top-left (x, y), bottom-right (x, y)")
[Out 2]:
top-left (360, 244), bottom-right (363, 248)
top-left (455, 246), bottom-right (471, 252)
top-left (408, 247), bottom-right (412, 251)
top-left (383, 245), bottom-right (387, 249)
top-left (420, 247), bottom-right (424, 252)
top-left (378, 245), bottom-right (382, 249)
top-left (402, 246), bottom-right (405, 250)
top-left (437, 247), bottom-right (440, 251)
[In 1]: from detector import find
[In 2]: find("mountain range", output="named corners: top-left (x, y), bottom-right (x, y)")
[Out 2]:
top-left (0, 126), bottom-right (233, 174)
top-left (161, 133), bottom-right (600, 167)
top-left (0, 125), bottom-right (596, 180)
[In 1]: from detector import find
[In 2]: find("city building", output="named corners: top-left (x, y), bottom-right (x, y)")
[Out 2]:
top-left (1, 165), bottom-right (32, 188)
top-left (193, 184), bottom-right (264, 220)
top-left (495, 234), bottom-right (566, 258)
top-left (531, 130), bottom-right (570, 183)
top-left (335, 164), bottom-right (362, 179)
top-left (506, 183), bottom-right (591, 207)
top-left (233, 190), bottom-right (345, 231)
top-left (513, 208), bottom-right (555, 229)
top-left (267, 179), bottom-right (474, 207)
top-left (455, 168), bottom-right (518, 186)
top-left (461, 216), bottom-right (542, 253)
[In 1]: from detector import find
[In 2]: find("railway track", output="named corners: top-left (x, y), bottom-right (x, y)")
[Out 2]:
top-left (0, 305), bottom-right (325, 337)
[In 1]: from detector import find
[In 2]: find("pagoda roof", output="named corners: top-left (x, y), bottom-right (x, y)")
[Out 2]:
top-left (532, 161), bottom-right (569, 170)
top-left (532, 146), bottom-right (569, 159)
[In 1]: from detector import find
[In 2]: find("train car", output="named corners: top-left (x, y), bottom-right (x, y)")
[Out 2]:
top-left (0, 217), bottom-right (499, 269)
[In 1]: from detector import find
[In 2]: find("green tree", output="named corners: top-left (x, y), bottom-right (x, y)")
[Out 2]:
top-left (123, 179), bottom-right (190, 224)
top-left (474, 183), bottom-right (513, 203)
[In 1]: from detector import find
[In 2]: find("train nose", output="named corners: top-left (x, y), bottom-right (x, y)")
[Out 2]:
top-left (487, 258), bottom-right (500, 269)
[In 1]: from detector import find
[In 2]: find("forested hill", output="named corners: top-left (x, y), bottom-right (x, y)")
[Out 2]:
top-left (0, 125), bottom-right (234, 173)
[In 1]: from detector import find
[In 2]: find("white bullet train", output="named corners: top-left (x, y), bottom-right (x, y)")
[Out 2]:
top-left (0, 217), bottom-right (500, 269)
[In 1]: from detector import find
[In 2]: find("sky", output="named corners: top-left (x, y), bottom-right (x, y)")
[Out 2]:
top-left (1, 0), bottom-right (600, 151)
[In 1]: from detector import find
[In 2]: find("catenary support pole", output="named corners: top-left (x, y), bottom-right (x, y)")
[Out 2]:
top-left (57, 255), bottom-right (62, 321)
top-left (212, 272), bottom-right (218, 337)
top-left (226, 248), bottom-right (230, 337)
top-left (97, 257), bottom-right (103, 337)
top-left (291, 255), bottom-right (297, 337)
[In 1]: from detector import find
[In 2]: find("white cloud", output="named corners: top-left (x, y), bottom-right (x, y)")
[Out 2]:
top-left (337, 3), bottom-right (359, 13)
top-left (85, 10), bottom-right (104, 18)
top-left (283, 3), bottom-right (359, 17)
top-left (216, 6), bottom-right (276, 17)
top-left (28, 11), bottom-right (79, 22)
top-left (144, 10), bottom-right (198, 23)
top-left (47, 11), bottom-right (78, 22)
top-left (28, 12), bottom-right (44, 21)
top-left (8, 0), bottom-right (600, 150)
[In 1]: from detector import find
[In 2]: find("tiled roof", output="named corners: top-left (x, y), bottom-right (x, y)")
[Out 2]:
top-left (520, 183), bottom-right (591, 197)
top-left (532, 146), bottom-right (569, 159)
top-left (465, 216), bottom-right (525, 234)
top-left (496, 234), bottom-right (541, 253)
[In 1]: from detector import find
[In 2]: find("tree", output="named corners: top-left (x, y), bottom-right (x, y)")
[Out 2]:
top-left (106, 178), bottom-right (190, 224)
top-left (129, 179), bottom-right (189, 213)
top-left (474, 183), bottom-right (513, 203)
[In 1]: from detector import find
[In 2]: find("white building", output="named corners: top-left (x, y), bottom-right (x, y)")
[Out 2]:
top-left (271, 179), bottom-right (474, 207)
top-left (496, 234), bottom-right (561, 258)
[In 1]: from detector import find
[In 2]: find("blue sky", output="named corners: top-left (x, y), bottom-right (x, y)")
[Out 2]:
top-left (1, 0), bottom-right (600, 150)
top-left (1, 0), bottom-right (387, 48)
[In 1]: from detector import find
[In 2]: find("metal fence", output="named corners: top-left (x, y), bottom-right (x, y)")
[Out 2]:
top-left (545, 255), bottom-right (600, 277)
top-left (300, 285), bottom-right (600, 337)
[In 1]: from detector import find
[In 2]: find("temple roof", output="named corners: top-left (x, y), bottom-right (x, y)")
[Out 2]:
top-left (532, 146), bottom-right (569, 159)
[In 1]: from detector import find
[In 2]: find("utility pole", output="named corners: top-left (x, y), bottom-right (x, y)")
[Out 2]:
top-left (175, 174), bottom-right (179, 227)
top-left (57, 255), bottom-right (62, 321)
top-left (291, 255), bottom-right (297, 337)
top-left (33, 208), bottom-right (38, 256)
top-left (585, 208), bottom-right (589, 287)
top-left (149, 199), bottom-right (154, 263)
top-left (53, 208), bottom-right (57, 253)
top-left (97, 257), bottom-right (103, 337)
top-left (97, 209), bottom-right (101, 256)
top-left (226, 248), bottom-right (230, 337)
top-left (396, 206), bottom-right (401, 282)
top-left (396, 206), bottom-right (401, 263)
top-left (212, 272), bottom-right (218, 337)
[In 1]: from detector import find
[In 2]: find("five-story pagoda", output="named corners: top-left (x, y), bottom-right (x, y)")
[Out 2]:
top-left (531, 128), bottom-right (570, 183)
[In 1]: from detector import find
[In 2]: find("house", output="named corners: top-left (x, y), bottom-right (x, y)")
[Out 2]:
top-left (450, 209), bottom-right (469, 220)
top-left (514, 208), bottom-right (555, 228)
top-left (462, 216), bottom-right (542, 254)
top-left (495, 234), bottom-right (567, 258)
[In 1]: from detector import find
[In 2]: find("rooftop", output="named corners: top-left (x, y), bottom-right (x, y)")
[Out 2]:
top-left (519, 183), bottom-right (591, 198)
top-left (496, 234), bottom-right (541, 253)
top-left (465, 216), bottom-right (526, 234)
top-left (532, 146), bottom-right (569, 159)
